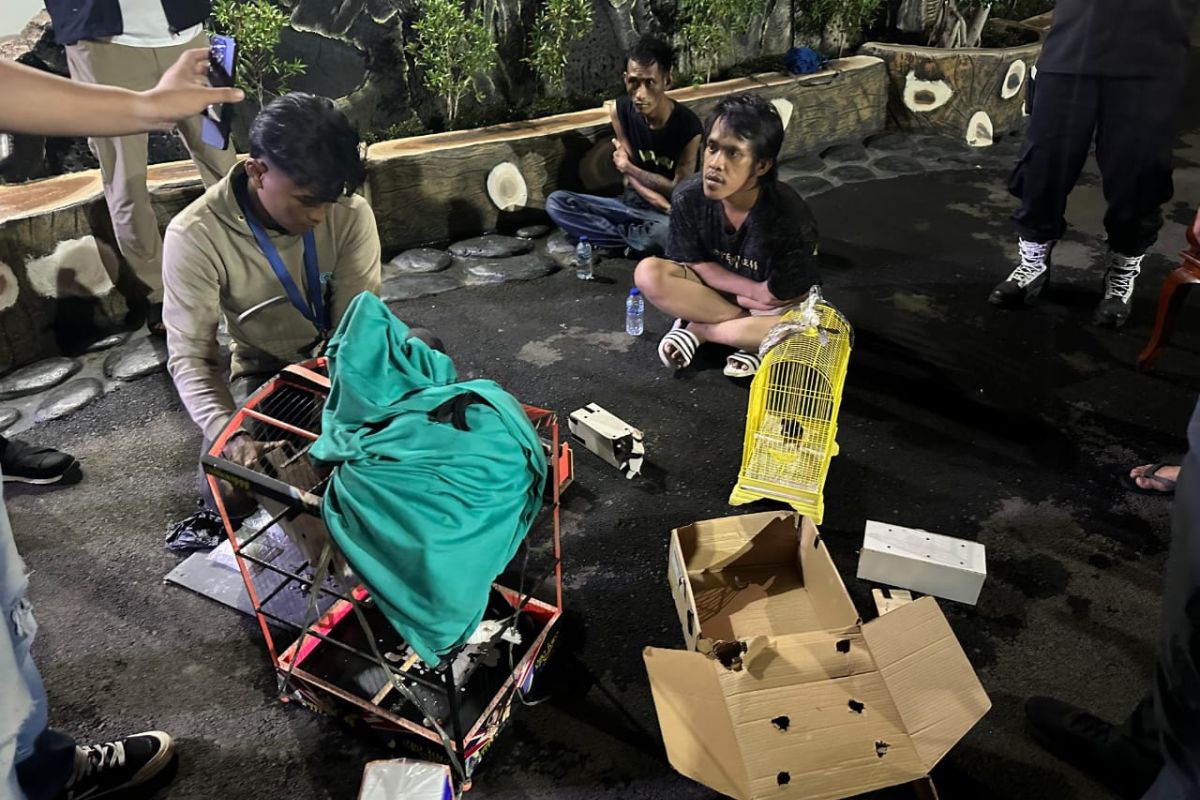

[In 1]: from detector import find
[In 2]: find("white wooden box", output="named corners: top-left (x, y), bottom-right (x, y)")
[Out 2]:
top-left (857, 520), bottom-right (987, 605)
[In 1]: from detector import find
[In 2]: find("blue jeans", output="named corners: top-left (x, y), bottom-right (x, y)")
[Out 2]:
top-left (545, 190), bottom-right (669, 254)
top-left (2, 479), bottom-right (75, 800)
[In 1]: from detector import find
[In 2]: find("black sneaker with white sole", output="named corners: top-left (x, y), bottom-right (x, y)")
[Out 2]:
top-left (60, 731), bottom-right (175, 800)
top-left (989, 238), bottom-right (1055, 307)
top-left (1093, 250), bottom-right (1145, 328)
top-left (0, 437), bottom-right (81, 485)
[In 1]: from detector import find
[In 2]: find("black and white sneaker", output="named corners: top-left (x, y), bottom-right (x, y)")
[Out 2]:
top-left (60, 731), bottom-right (175, 799)
top-left (0, 437), bottom-right (81, 485)
top-left (1093, 250), bottom-right (1144, 328)
top-left (989, 238), bottom-right (1055, 307)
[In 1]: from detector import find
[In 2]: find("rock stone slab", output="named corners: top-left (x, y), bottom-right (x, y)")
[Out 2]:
top-left (0, 357), bottom-right (81, 400)
top-left (821, 143), bottom-right (870, 164)
top-left (35, 378), bottom-right (102, 423)
top-left (85, 333), bottom-right (130, 353)
top-left (386, 248), bottom-right (452, 276)
top-left (829, 165), bottom-right (878, 183)
top-left (912, 136), bottom-right (970, 156)
top-left (465, 254), bottom-right (559, 284)
top-left (787, 176), bottom-right (836, 197)
top-left (448, 235), bottom-right (533, 258)
top-left (873, 155), bottom-right (925, 175)
top-left (546, 231), bottom-right (576, 256)
top-left (783, 154), bottom-right (826, 173)
top-left (0, 407), bottom-right (19, 431)
top-left (103, 338), bottom-right (169, 381)
top-left (380, 272), bottom-right (465, 302)
top-left (865, 132), bottom-right (914, 153)
top-left (516, 224), bottom-right (551, 239)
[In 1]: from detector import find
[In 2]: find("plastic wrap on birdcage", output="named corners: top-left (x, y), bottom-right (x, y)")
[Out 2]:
top-left (730, 288), bottom-right (852, 524)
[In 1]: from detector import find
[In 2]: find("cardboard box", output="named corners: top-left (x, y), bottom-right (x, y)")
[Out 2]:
top-left (644, 511), bottom-right (990, 800)
top-left (567, 403), bottom-right (644, 478)
top-left (357, 758), bottom-right (453, 800)
top-left (857, 521), bottom-right (987, 605)
top-left (872, 587), bottom-right (915, 616)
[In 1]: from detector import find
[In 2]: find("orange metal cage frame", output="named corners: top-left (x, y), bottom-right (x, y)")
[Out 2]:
top-left (200, 358), bottom-right (571, 787)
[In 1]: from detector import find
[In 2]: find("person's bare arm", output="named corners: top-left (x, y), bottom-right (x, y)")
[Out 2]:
top-left (627, 175), bottom-right (670, 212)
top-left (688, 261), bottom-right (791, 307)
top-left (675, 134), bottom-right (701, 181)
top-left (607, 100), bottom-right (633, 157)
top-left (613, 140), bottom-right (675, 197)
top-left (0, 49), bottom-right (242, 137)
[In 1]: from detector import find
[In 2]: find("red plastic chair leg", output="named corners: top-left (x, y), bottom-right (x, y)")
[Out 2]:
top-left (1138, 263), bottom-right (1200, 371)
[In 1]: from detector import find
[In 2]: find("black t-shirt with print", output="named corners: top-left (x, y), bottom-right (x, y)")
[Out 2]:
top-left (616, 95), bottom-right (703, 180)
top-left (666, 173), bottom-right (820, 300)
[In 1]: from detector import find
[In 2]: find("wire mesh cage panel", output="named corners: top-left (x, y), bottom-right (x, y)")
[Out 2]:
top-left (200, 359), bottom-right (568, 790)
top-left (729, 303), bottom-right (852, 523)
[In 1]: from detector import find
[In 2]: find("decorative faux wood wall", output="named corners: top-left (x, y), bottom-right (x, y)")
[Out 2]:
top-left (0, 56), bottom-right (887, 372)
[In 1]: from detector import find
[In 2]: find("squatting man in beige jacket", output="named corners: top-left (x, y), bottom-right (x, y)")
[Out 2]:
top-left (163, 92), bottom-right (437, 514)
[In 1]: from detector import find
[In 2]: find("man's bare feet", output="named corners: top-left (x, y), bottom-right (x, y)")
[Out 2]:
top-left (1128, 462), bottom-right (1180, 493)
top-left (657, 322), bottom-right (703, 368)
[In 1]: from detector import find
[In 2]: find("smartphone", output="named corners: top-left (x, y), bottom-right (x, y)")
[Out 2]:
top-left (201, 34), bottom-right (237, 150)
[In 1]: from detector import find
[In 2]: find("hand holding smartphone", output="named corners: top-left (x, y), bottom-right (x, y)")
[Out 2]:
top-left (202, 34), bottom-right (237, 150)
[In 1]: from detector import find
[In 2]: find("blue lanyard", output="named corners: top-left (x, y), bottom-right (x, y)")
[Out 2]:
top-left (236, 190), bottom-right (328, 334)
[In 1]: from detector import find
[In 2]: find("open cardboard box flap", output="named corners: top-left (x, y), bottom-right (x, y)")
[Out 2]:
top-left (861, 596), bottom-right (992, 770)
top-left (646, 512), bottom-right (990, 800)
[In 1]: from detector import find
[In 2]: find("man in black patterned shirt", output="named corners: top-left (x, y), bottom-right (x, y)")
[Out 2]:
top-left (634, 93), bottom-right (819, 378)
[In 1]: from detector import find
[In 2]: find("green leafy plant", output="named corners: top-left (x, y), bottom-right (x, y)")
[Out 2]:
top-left (406, 0), bottom-right (497, 128)
top-left (210, 0), bottom-right (305, 107)
top-left (362, 115), bottom-right (430, 144)
top-left (802, 0), bottom-right (884, 53)
top-left (678, 0), bottom-right (761, 83)
top-left (524, 0), bottom-right (593, 96)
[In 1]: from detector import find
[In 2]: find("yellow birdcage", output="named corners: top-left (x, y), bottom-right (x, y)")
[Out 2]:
top-left (729, 299), bottom-right (852, 524)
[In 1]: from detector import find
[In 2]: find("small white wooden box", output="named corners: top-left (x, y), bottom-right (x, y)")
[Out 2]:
top-left (857, 520), bottom-right (987, 605)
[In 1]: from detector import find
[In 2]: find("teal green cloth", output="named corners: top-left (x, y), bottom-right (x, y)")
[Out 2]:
top-left (311, 293), bottom-right (545, 665)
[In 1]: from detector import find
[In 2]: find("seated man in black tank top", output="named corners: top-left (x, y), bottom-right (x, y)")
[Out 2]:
top-left (545, 36), bottom-right (702, 256)
top-left (634, 94), bottom-right (820, 379)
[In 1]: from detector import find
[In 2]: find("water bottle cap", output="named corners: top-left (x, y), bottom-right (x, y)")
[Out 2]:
top-left (629, 288), bottom-right (640, 296)
top-left (579, 236), bottom-right (589, 242)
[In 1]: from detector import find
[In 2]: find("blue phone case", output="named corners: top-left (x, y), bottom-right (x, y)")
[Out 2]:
top-left (201, 34), bottom-right (237, 150)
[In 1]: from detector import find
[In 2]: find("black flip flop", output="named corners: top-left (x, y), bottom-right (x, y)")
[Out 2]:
top-left (145, 302), bottom-right (167, 338)
top-left (1118, 462), bottom-right (1177, 497)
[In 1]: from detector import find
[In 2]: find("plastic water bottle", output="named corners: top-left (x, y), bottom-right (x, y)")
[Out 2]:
top-left (625, 287), bottom-right (644, 336)
top-left (575, 236), bottom-right (594, 281)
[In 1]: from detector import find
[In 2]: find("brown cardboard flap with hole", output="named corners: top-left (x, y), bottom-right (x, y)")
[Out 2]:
top-left (861, 596), bottom-right (992, 771)
top-left (645, 632), bottom-right (931, 800)
top-left (649, 513), bottom-right (989, 800)
top-left (643, 646), bottom-right (750, 799)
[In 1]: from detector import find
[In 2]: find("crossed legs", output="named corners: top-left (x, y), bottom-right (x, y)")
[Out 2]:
top-left (634, 257), bottom-right (779, 366)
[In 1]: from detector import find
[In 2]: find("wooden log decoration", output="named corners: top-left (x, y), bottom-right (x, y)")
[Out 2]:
top-left (0, 165), bottom-right (206, 371)
top-left (859, 20), bottom-right (1044, 145)
top-left (0, 57), bottom-right (886, 371)
top-left (486, 161), bottom-right (530, 212)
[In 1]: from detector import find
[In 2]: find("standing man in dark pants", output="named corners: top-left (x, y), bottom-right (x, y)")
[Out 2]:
top-left (44, 0), bottom-right (238, 336)
top-left (1027, 392), bottom-right (1200, 799)
top-left (989, 0), bottom-right (1199, 327)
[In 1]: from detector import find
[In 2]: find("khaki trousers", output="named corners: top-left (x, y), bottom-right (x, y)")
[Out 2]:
top-left (64, 34), bottom-right (236, 303)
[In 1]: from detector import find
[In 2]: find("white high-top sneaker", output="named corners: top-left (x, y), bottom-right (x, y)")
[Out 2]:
top-left (989, 238), bottom-right (1054, 307)
top-left (1093, 249), bottom-right (1144, 328)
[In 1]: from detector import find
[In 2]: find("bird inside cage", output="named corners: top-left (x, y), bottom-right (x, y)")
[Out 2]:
top-left (729, 292), bottom-right (853, 524)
